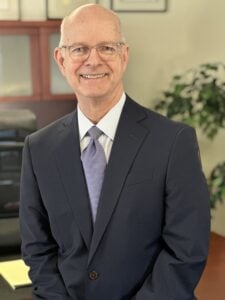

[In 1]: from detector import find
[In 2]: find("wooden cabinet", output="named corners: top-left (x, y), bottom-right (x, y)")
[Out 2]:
top-left (0, 20), bottom-right (74, 102)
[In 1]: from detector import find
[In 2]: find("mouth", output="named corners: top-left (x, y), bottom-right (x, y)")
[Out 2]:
top-left (80, 73), bottom-right (108, 79)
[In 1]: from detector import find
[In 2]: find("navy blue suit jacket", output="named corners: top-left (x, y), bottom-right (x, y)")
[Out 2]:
top-left (20, 96), bottom-right (210, 299)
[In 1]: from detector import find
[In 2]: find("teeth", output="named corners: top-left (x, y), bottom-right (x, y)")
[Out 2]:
top-left (81, 73), bottom-right (106, 79)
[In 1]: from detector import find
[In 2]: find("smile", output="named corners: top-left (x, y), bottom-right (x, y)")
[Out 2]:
top-left (80, 73), bottom-right (107, 79)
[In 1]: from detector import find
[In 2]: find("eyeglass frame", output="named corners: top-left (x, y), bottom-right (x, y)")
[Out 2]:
top-left (59, 41), bottom-right (126, 62)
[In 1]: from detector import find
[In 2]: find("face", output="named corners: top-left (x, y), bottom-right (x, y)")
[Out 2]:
top-left (54, 10), bottom-right (129, 104)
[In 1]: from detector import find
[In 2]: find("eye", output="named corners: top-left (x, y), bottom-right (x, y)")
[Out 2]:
top-left (70, 46), bottom-right (89, 56)
top-left (99, 45), bottom-right (116, 55)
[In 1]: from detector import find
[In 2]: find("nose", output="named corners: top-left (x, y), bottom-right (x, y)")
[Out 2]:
top-left (84, 47), bottom-right (103, 65)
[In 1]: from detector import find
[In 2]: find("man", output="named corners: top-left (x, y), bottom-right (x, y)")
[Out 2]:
top-left (20, 4), bottom-right (210, 300)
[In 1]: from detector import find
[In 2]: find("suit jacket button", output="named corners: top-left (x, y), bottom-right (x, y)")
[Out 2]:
top-left (89, 270), bottom-right (99, 280)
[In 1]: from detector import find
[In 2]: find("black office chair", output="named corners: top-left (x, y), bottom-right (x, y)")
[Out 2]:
top-left (0, 109), bottom-right (37, 249)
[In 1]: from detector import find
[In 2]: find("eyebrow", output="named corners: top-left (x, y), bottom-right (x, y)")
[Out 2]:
top-left (65, 41), bottom-right (122, 47)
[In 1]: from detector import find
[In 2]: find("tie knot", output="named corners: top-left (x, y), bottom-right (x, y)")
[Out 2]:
top-left (88, 126), bottom-right (102, 140)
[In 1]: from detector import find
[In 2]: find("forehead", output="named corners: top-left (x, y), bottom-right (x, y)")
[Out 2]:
top-left (63, 13), bottom-right (121, 45)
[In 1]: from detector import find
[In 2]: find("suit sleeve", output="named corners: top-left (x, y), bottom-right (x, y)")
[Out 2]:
top-left (133, 127), bottom-right (210, 300)
top-left (19, 136), bottom-right (72, 300)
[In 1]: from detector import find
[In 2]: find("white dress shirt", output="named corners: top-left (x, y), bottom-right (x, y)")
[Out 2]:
top-left (77, 93), bottom-right (126, 162)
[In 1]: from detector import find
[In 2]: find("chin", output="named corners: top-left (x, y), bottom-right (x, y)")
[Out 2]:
top-left (78, 89), bottom-right (110, 100)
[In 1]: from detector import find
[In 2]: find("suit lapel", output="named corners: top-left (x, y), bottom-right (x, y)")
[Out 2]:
top-left (88, 98), bottom-right (149, 264)
top-left (54, 111), bottom-right (93, 249)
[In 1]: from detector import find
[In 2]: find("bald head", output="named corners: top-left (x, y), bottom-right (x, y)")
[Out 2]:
top-left (59, 4), bottom-right (125, 47)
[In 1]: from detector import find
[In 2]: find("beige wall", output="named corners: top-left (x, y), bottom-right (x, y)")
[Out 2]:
top-left (101, 0), bottom-right (225, 235)
top-left (10, 0), bottom-right (225, 235)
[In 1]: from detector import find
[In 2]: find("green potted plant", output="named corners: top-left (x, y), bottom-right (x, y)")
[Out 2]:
top-left (154, 62), bottom-right (225, 210)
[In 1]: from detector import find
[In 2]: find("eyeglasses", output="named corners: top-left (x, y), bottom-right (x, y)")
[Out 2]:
top-left (60, 42), bottom-right (125, 62)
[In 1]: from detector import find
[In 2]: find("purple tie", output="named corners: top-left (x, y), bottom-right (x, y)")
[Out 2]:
top-left (81, 126), bottom-right (106, 222)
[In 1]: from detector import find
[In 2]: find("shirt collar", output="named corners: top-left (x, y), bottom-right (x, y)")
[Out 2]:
top-left (77, 93), bottom-right (126, 141)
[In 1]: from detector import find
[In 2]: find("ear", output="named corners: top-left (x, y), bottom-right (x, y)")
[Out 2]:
top-left (54, 47), bottom-right (66, 76)
top-left (122, 44), bottom-right (129, 71)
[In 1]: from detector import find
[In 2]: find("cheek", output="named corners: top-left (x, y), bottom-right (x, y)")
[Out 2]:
top-left (63, 62), bottom-right (80, 80)
top-left (109, 58), bottom-right (126, 76)
top-left (63, 58), bottom-right (79, 72)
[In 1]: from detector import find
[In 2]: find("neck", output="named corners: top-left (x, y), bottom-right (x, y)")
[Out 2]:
top-left (77, 91), bottom-right (124, 124)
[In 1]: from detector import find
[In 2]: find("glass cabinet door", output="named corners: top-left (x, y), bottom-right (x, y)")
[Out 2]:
top-left (0, 20), bottom-right (74, 101)
top-left (0, 35), bottom-right (32, 97)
